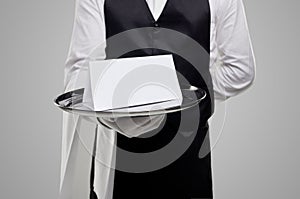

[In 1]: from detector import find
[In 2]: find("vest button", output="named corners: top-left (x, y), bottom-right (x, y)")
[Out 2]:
top-left (154, 22), bottom-right (159, 27)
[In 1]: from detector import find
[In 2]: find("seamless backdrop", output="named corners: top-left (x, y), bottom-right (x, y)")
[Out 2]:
top-left (0, 0), bottom-right (299, 198)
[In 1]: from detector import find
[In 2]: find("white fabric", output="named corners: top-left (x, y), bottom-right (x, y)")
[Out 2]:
top-left (60, 0), bottom-right (256, 198)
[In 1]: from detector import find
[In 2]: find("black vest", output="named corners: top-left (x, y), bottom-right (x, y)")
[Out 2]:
top-left (100, 0), bottom-right (213, 198)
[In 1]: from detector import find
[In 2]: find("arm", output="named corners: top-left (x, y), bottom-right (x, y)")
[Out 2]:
top-left (60, 0), bottom-right (105, 192)
top-left (211, 0), bottom-right (256, 100)
top-left (64, 0), bottom-right (105, 92)
top-left (64, 0), bottom-right (165, 138)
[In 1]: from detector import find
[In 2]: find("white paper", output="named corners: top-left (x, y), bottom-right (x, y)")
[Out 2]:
top-left (84, 54), bottom-right (183, 112)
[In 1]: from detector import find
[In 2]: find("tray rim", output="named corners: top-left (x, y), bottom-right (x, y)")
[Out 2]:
top-left (54, 85), bottom-right (206, 118)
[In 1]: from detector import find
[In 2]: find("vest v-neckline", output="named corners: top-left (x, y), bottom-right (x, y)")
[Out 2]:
top-left (142, 0), bottom-right (170, 23)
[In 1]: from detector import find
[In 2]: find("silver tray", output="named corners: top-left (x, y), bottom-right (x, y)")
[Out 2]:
top-left (54, 85), bottom-right (206, 118)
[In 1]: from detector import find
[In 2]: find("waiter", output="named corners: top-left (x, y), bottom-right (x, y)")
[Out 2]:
top-left (61, 0), bottom-right (256, 198)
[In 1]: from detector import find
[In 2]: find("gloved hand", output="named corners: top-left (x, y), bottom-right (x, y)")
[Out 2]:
top-left (98, 114), bottom-right (166, 138)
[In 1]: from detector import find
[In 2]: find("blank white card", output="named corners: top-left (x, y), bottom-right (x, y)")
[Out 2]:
top-left (85, 54), bottom-right (183, 112)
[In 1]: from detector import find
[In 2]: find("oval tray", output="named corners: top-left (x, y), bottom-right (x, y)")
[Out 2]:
top-left (54, 85), bottom-right (206, 118)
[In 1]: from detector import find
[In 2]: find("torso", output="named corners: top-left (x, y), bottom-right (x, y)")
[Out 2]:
top-left (102, 0), bottom-right (214, 198)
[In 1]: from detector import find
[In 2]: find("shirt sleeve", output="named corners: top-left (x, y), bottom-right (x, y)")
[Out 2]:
top-left (211, 0), bottom-right (256, 100)
top-left (64, 0), bottom-right (106, 92)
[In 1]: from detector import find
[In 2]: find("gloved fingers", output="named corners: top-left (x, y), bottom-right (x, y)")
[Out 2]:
top-left (99, 114), bottom-right (166, 138)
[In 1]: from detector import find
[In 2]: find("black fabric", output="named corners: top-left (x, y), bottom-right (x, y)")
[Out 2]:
top-left (91, 0), bottom-right (214, 198)
top-left (90, 125), bottom-right (98, 199)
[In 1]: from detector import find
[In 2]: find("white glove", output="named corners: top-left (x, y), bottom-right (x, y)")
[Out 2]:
top-left (98, 114), bottom-right (166, 138)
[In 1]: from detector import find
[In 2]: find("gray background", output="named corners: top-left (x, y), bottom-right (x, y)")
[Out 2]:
top-left (0, 0), bottom-right (299, 198)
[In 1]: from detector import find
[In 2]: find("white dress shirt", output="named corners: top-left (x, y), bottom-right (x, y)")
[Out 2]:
top-left (64, 0), bottom-right (256, 99)
top-left (60, 0), bottom-right (256, 198)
